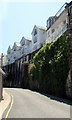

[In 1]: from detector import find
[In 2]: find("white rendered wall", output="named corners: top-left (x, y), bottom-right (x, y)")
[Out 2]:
top-left (46, 9), bottom-right (68, 43)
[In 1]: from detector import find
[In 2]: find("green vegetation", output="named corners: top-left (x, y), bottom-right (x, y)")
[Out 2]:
top-left (28, 34), bottom-right (69, 97)
top-left (4, 34), bottom-right (70, 98)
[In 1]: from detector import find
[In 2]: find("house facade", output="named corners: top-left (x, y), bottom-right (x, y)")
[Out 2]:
top-left (6, 25), bottom-right (47, 65)
top-left (6, 37), bottom-right (32, 65)
top-left (46, 3), bottom-right (69, 43)
top-left (2, 1), bottom-right (72, 66)
top-left (31, 25), bottom-right (47, 52)
top-left (7, 42), bottom-right (22, 64)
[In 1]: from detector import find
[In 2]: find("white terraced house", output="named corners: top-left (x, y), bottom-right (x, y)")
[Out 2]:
top-left (20, 36), bottom-right (32, 56)
top-left (7, 42), bottom-right (22, 64)
top-left (3, 1), bottom-right (72, 66)
top-left (46, 2), bottom-right (71, 43)
top-left (31, 25), bottom-right (47, 52)
top-left (6, 25), bottom-right (47, 65)
top-left (7, 37), bottom-right (32, 65)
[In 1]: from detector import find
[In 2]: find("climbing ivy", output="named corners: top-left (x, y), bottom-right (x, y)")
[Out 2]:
top-left (29, 34), bottom-right (69, 97)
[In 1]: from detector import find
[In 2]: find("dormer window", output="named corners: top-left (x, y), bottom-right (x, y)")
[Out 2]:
top-left (22, 50), bottom-right (24, 54)
top-left (22, 40), bottom-right (25, 46)
top-left (52, 29), bottom-right (55, 33)
top-left (14, 48), bottom-right (16, 51)
top-left (34, 29), bottom-right (37, 36)
top-left (47, 20), bottom-right (50, 28)
top-left (8, 59), bottom-right (10, 61)
top-left (8, 51), bottom-right (10, 54)
top-left (14, 56), bottom-right (16, 59)
top-left (47, 16), bottom-right (57, 29)
top-left (63, 20), bottom-right (66, 24)
top-left (48, 31), bottom-right (50, 37)
top-left (7, 46), bottom-right (12, 54)
top-left (34, 36), bottom-right (37, 43)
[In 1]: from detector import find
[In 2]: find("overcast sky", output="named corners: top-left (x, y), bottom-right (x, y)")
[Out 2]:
top-left (0, 0), bottom-right (71, 55)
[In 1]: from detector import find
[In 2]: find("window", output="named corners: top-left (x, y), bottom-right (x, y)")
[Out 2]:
top-left (21, 48), bottom-right (24, 54)
top-left (47, 20), bottom-right (51, 28)
top-left (22, 51), bottom-right (24, 54)
top-left (14, 56), bottom-right (16, 59)
top-left (22, 41), bottom-right (25, 46)
top-left (71, 8), bottom-right (72, 14)
top-left (48, 31), bottom-right (50, 37)
top-left (8, 59), bottom-right (10, 61)
top-left (52, 29), bottom-right (55, 33)
top-left (24, 57), bottom-right (26, 61)
top-left (8, 51), bottom-right (10, 54)
top-left (34, 36), bottom-right (37, 43)
top-left (48, 31), bottom-right (50, 35)
top-left (22, 59), bottom-right (24, 63)
top-left (63, 20), bottom-right (66, 24)
top-left (14, 48), bottom-right (16, 51)
top-left (34, 29), bottom-right (37, 36)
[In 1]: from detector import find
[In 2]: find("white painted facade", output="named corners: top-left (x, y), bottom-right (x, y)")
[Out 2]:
top-left (3, 2), bottom-right (71, 66)
top-left (6, 26), bottom-right (47, 65)
top-left (6, 37), bottom-right (32, 64)
top-left (46, 5), bottom-right (68, 43)
top-left (31, 25), bottom-right (47, 52)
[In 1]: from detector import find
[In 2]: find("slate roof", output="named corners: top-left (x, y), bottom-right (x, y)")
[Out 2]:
top-left (31, 25), bottom-right (47, 34)
top-left (25, 37), bottom-right (32, 41)
top-left (21, 36), bottom-right (32, 41)
top-left (35, 25), bottom-right (47, 31)
top-left (14, 42), bottom-right (21, 47)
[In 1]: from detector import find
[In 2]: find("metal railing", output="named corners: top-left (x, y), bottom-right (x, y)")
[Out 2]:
top-left (55, 2), bottom-right (68, 17)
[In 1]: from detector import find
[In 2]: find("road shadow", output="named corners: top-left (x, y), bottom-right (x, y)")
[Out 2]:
top-left (4, 87), bottom-right (72, 106)
top-left (30, 89), bottom-right (72, 106)
top-left (40, 92), bottom-right (72, 106)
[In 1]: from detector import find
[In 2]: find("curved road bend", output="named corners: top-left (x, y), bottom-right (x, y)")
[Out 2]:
top-left (4, 88), bottom-right (70, 118)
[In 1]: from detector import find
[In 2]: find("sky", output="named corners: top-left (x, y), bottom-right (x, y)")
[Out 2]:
top-left (0, 0), bottom-right (71, 55)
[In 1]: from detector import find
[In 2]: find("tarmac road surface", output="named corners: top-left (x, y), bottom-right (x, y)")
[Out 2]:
top-left (4, 88), bottom-right (70, 118)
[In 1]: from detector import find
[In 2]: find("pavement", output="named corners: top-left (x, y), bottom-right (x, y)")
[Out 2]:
top-left (0, 89), bottom-right (11, 119)
top-left (4, 88), bottom-right (71, 118)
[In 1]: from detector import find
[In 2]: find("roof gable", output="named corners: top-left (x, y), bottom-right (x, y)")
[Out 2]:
top-left (31, 25), bottom-right (46, 34)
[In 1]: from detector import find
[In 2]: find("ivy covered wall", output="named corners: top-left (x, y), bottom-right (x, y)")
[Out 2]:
top-left (28, 34), bottom-right (69, 98)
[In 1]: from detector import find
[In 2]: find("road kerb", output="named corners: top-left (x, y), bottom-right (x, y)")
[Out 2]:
top-left (1, 90), bottom-right (14, 119)
top-left (5, 94), bottom-right (14, 118)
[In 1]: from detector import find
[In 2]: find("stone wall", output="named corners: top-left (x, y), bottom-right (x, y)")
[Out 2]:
top-left (66, 5), bottom-right (72, 99)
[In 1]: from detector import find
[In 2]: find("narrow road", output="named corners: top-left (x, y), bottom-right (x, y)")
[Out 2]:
top-left (4, 88), bottom-right (70, 118)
